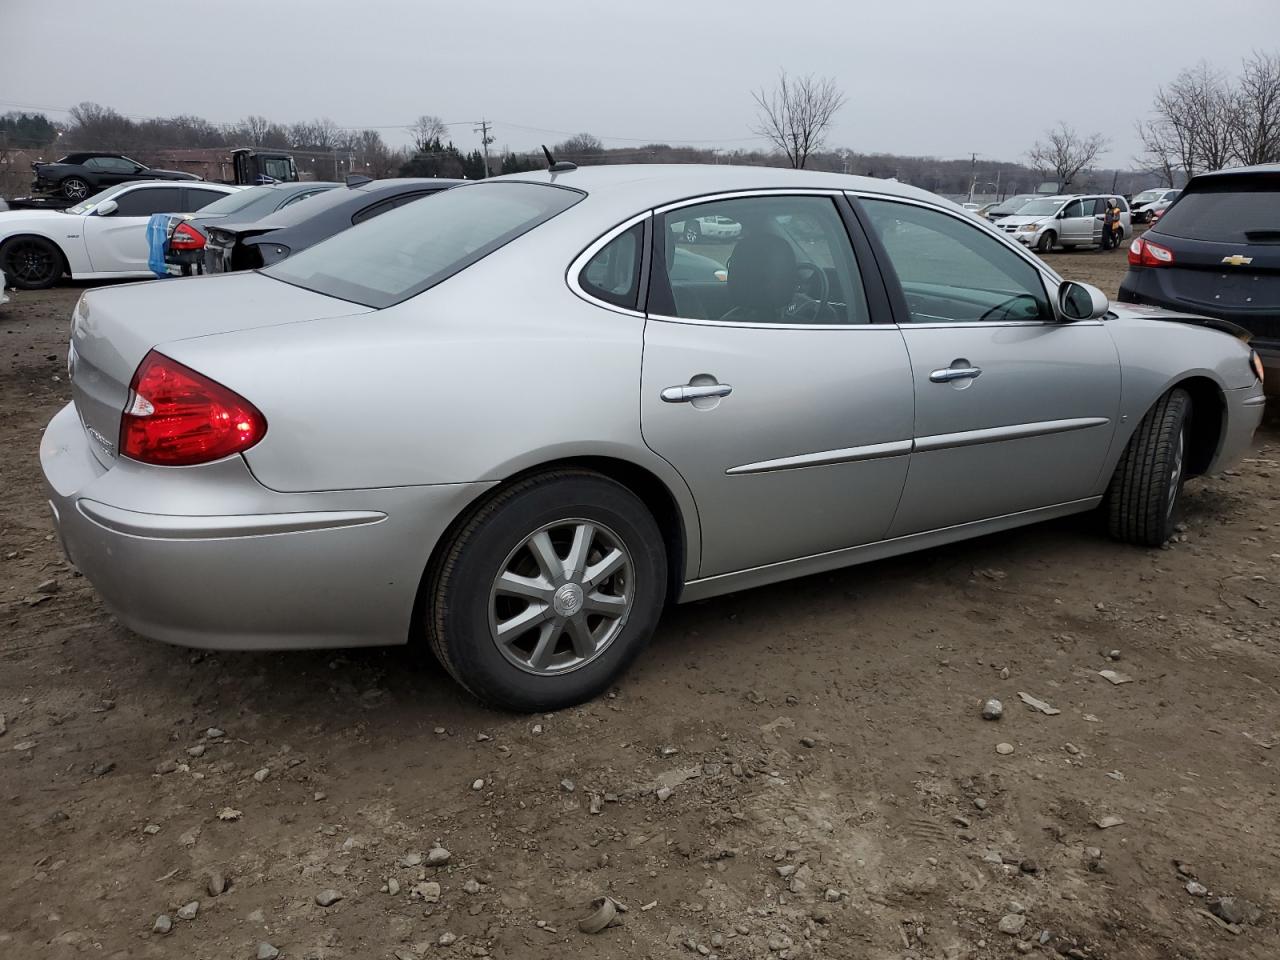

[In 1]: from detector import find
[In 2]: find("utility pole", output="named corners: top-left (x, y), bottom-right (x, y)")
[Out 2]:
top-left (474, 119), bottom-right (494, 178)
top-left (968, 152), bottom-right (978, 202)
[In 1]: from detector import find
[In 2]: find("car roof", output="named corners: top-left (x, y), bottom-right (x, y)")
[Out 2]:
top-left (1188, 162), bottom-right (1280, 187)
top-left (498, 163), bottom-right (948, 209)
top-left (61, 152), bottom-right (131, 163)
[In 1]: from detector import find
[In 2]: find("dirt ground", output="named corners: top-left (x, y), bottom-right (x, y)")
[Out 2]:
top-left (2, 245), bottom-right (1278, 960)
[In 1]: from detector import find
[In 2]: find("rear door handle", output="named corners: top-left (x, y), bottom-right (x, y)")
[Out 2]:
top-left (930, 365), bottom-right (982, 383)
top-left (661, 383), bottom-right (733, 403)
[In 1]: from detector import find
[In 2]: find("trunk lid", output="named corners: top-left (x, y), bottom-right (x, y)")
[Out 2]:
top-left (69, 272), bottom-right (372, 467)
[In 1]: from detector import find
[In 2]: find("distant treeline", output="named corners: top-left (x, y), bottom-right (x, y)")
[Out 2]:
top-left (1, 104), bottom-right (1159, 195)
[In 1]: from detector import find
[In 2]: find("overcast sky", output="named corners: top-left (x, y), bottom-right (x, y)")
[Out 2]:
top-left (2, 0), bottom-right (1276, 167)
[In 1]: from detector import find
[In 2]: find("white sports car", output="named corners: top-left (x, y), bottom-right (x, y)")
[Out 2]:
top-left (0, 181), bottom-right (240, 289)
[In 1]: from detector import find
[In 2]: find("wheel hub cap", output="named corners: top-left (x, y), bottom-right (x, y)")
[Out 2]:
top-left (552, 582), bottom-right (585, 618)
top-left (488, 519), bottom-right (635, 676)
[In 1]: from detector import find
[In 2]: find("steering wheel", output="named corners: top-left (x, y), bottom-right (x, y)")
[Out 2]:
top-left (789, 262), bottom-right (831, 321)
top-left (977, 292), bottom-right (1040, 322)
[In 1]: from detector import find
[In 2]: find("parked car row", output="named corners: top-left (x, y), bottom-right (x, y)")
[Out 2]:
top-left (38, 162), bottom-right (1266, 713)
top-left (1120, 163), bottom-right (1279, 390)
top-left (990, 194), bottom-right (1132, 252)
top-left (0, 180), bottom-right (240, 289)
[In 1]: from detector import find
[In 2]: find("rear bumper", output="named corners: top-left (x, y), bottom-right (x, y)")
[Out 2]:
top-left (1210, 384), bottom-right (1268, 473)
top-left (40, 402), bottom-right (493, 650)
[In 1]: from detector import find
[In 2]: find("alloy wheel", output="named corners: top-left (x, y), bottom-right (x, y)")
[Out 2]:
top-left (488, 519), bottom-right (634, 676)
top-left (62, 178), bottom-right (88, 200)
top-left (4, 240), bottom-right (58, 286)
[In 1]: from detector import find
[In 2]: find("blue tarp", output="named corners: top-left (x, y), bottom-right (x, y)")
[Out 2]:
top-left (146, 213), bottom-right (175, 278)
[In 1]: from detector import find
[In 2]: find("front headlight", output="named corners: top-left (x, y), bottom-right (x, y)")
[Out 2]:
top-left (1019, 223), bottom-right (1041, 233)
top-left (1250, 349), bottom-right (1265, 385)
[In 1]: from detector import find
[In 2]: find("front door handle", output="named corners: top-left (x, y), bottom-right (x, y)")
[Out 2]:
top-left (930, 365), bottom-right (982, 383)
top-left (661, 382), bottom-right (733, 403)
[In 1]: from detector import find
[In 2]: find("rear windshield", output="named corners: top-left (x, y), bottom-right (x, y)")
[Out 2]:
top-left (196, 185), bottom-right (277, 216)
top-left (265, 181), bottom-right (583, 308)
top-left (1156, 175), bottom-right (1280, 243)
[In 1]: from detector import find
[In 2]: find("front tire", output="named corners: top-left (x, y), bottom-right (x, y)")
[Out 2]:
top-left (61, 177), bottom-right (90, 201)
top-left (426, 471), bottom-right (667, 711)
top-left (1106, 389), bottom-right (1191, 546)
top-left (684, 222), bottom-right (702, 244)
top-left (1, 236), bottom-right (64, 289)
top-left (1036, 231), bottom-right (1056, 254)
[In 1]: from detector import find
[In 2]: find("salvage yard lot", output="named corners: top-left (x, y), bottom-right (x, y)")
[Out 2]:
top-left (2, 247), bottom-right (1277, 959)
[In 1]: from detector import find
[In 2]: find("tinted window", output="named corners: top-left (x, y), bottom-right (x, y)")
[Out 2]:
top-left (280, 188), bottom-right (330, 209)
top-left (266, 182), bottom-right (582, 308)
top-left (91, 156), bottom-right (137, 174)
top-left (580, 222), bottom-right (643, 309)
top-left (651, 196), bottom-right (869, 325)
top-left (186, 188), bottom-right (229, 210)
top-left (351, 199), bottom-right (396, 225)
top-left (253, 183), bottom-right (398, 229)
top-left (1156, 177), bottom-right (1280, 243)
top-left (862, 198), bottom-right (1052, 324)
top-left (1062, 200), bottom-right (1087, 218)
top-left (113, 187), bottom-right (183, 217)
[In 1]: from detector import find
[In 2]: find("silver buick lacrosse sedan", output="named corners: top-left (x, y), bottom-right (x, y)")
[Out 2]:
top-left (42, 164), bottom-right (1266, 710)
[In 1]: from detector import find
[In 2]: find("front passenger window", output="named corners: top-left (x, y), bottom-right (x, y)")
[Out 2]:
top-left (861, 198), bottom-right (1052, 324)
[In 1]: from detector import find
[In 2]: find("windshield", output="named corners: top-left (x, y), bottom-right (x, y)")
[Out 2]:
top-left (1133, 189), bottom-right (1165, 204)
top-left (991, 197), bottom-right (1032, 215)
top-left (265, 181), bottom-right (584, 308)
top-left (195, 185), bottom-right (276, 216)
top-left (1156, 177), bottom-right (1280, 243)
top-left (1013, 199), bottom-right (1063, 217)
top-left (65, 183), bottom-right (131, 215)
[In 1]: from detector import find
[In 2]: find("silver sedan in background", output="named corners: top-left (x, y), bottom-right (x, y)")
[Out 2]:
top-left (42, 165), bottom-right (1266, 711)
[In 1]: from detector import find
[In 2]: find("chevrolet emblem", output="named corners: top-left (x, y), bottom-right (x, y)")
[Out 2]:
top-left (1221, 255), bottom-right (1253, 266)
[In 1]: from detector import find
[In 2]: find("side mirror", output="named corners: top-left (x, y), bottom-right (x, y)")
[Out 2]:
top-left (1058, 280), bottom-right (1109, 321)
top-left (96, 199), bottom-right (118, 217)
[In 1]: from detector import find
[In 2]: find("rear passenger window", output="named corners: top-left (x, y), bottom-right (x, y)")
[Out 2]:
top-left (185, 188), bottom-right (228, 210)
top-left (579, 222), bottom-right (643, 310)
top-left (649, 195), bottom-right (869, 325)
top-left (114, 187), bottom-right (182, 217)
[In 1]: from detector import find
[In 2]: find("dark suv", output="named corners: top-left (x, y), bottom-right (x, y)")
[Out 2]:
top-left (1119, 164), bottom-right (1279, 391)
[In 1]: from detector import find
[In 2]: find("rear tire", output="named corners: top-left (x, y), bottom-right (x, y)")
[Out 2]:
top-left (1036, 231), bottom-right (1056, 254)
top-left (426, 470), bottom-right (667, 712)
top-left (1106, 389), bottom-right (1191, 547)
top-left (60, 177), bottom-right (90, 201)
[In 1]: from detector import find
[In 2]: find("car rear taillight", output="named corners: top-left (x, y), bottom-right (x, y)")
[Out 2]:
top-left (169, 222), bottom-right (205, 251)
top-left (1128, 236), bottom-right (1175, 267)
top-left (120, 351), bottom-right (266, 466)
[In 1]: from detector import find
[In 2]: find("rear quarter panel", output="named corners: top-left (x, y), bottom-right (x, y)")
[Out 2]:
top-left (160, 228), bottom-right (703, 577)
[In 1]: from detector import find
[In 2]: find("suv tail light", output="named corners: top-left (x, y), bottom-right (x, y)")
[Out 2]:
top-left (120, 351), bottom-right (266, 466)
top-left (1128, 236), bottom-right (1175, 267)
top-left (169, 221), bottom-right (206, 251)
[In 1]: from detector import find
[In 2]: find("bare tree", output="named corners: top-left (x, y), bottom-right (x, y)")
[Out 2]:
top-left (1142, 62), bottom-right (1237, 179)
top-left (752, 71), bottom-right (847, 169)
top-left (1026, 122), bottom-right (1108, 190)
top-left (1232, 50), bottom-right (1280, 164)
top-left (356, 129), bottom-right (399, 178)
top-left (554, 133), bottom-right (604, 157)
top-left (1135, 119), bottom-right (1178, 186)
top-left (411, 114), bottom-right (447, 153)
top-left (237, 115), bottom-right (272, 146)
